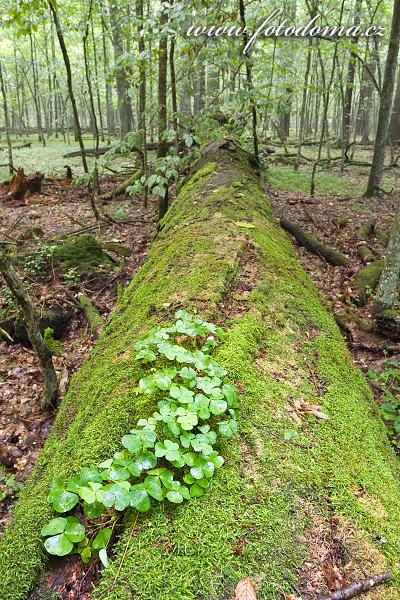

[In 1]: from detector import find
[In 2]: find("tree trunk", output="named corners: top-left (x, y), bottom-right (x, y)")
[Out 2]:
top-left (389, 73), bottom-right (400, 146)
top-left (157, 0), bottom-right (169, 221)
top-left (1, 139), bottom-right (400, 599)
top-left (0, 248), bottom-right (58, 410)
top-left (0, 61), bottom-right (14, 175)
top-left (239, 0), bottom-right (259, 163)
top-left (108, 0), bottom-right (134, 138)
top-left (48, 0), bottom-right (88, 173)
top-left (365, 0), bottom-right (400, 196)
top-left (101, 11), bottom-right (115, 142)
top-left (341, 0), bottom-right (362, 152)
top-left (373, 199), bottom-right (400, 314)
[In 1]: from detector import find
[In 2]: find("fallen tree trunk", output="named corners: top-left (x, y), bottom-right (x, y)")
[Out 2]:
top-left (1, 140), bottom-right (400, 600)
top-left (280, 217), bottom-right (350, 266)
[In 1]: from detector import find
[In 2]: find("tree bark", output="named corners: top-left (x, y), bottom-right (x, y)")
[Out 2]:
top-left (108, 0), bottom-right (134, 138)
top-left (389, 73), bottom-right (400, 146)
top-left (365, 0), bottom-right (400, 196)
top-left (48, 0), bottom-right (88, 173)
top-left (157, 0), bottom-right (169, 221)
top-left (373, 200), bottom-right (400, 314)
top-left (0, 248), bottom-right (58, 409)
top-left (280, 217), bottom-right (349, 266)
top-left (0, 61), bottom-right (14, 175)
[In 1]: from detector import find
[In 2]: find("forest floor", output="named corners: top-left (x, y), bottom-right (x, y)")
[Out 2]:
top-left (0, 139), bottom-right (399, 598)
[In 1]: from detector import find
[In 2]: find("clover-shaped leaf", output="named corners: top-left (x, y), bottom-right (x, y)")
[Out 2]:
top-left (130, 487), bottom-right (151, 512)
top-left (176, 409), bottom-right (198, 431)
top-left (209, 398), bottom-right (227, 415)
top-left (222, 383), bottom-right (239, 408)
top-left (218, 418), bottom-right (238, 438)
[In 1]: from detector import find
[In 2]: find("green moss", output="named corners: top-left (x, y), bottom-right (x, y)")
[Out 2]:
top-left (353, 260), bottom-right (384, 306)
top-left (1, 142), bottom-right (400, 600)
top-left (53, 235), bottom-right (112, 274)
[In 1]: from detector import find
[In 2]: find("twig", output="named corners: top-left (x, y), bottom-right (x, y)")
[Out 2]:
top-left (110, 511), bottom-right (139, 591)
top-left (317, 571), bottom-right (391, 600)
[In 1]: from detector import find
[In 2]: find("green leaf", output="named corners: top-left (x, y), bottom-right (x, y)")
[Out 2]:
top-left (138, 376), bottom-right (157, 394)
top-left (99, 482), bottom-right (131, 511)
top-left (144, 475), bottom-right (163, 501)
top-left (109, 466), bottom-right (130, 481)
top-left (122, 434), bottom-right (142, 454)
top-left (79, 486), bottom-right (96, 504)
top-left (92, 527), bottom-right (112, 550)
top-left (80, 546), bottom-right (92, 563)
top-left (48, 478), bottom-right (65, 502)
top-left (135, 348), bottom-right (157, 362)
top-left (190, 466), bottom-right (204, 480)
top-left (64, 517), bottom-right (85, 543)
top-left (218, 419), bottom-right (238, 438)
top-left (135, 451), bottom-right (157, 471)
top-left (166, 490), bottom-right (183, 503)
top-left (190, 484), bottom-right (205, 497)
top-left (130, 488), bottom-right (151, 512)
top-left (222, 383), bottom-right (239, 408)
top-left (41, 517), bottom-right (67, 537)
top-left (84, 501), bottom-right (104, 519)
top-left (98, 459), bottom-right (113, 469)
top-left (209, 398), bottom-right (228, 415)
top-left (44, 533), bottom-right (74, 556)
top-left (52, 490), bottom-right (79, 513)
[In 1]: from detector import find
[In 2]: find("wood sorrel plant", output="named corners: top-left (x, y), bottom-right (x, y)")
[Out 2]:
top-left (41, 311), bottom-right (239, 565)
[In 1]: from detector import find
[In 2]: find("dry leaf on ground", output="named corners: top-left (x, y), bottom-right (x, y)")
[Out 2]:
top-left (234, 577), bottom-right (258, 600)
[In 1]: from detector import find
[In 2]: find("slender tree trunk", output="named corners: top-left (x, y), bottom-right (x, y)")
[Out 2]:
top-left (389, 73), bottom-right (400, 146)
top-left (238, 0), bottom-right (259, 163)
top-left (0, 62), bottom-right (13, 175)
top-left (29, 32), bottom-right (46, 146)
top-left (83, 0), bottom-right (99, 152)
top-left (108, 0), bottom-right (133, 138)
top-left (341, 0), bottom-right (362, 152)
top-left (49, 0), bottom-right (88, 172)
top-left (157, 0), bottom-right (169, 221)
top-left (101, 13), bottom-right (115, 143)
top-left (136, 0), bottom-right (148, 207)
top-left (374, 200), bottom-right (400, 314)
top-left (365, 0), bottom-right (400, 196)
top-left (0, 248), bottom-right (58, 410)
top-left (295, 38), bottom-right (313, 170)
top-left (170, 34), bottom-right (178, 143)
top-left (91, 15), bottom-right (105, 143)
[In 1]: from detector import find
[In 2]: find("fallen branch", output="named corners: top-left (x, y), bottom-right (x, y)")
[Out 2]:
top-left (100, 168), bottom-right (142, 201)
top-left (317, 571), bottom-right (391, 600)
top-left (77, 293), bottom-right (103, 334)
top-left (280, 217), bottom-right (349, 267)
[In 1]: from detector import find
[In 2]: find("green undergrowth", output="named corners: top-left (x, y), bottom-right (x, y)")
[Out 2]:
top-left (1, 142), bottom-right (400, 600)
top-left (264, 165), bottom-right (364, 195)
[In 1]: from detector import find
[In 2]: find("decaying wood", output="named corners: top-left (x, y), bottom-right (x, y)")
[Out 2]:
top-left (100, 168), bottom-right (142, 201)
top-left (0, 248), bottom-right (58, 409)
top-left (6, 167), bottom-right (44, 201)
top-left (77, 293), bottom-right (103, 333)
top-left (63, 140), bottom-right (178, 158)
top-left (356, 219), bottom-right (376, 240)
top-left (280, 217), bottom-right (349, 266)
top-left (356, 244), bottom-right (374, 264)
top-left (317, 571), bottom-right (391, 600)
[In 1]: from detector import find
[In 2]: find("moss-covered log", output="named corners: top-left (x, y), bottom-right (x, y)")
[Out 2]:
top-left (351, 260), bottom-right (384, 306)
top-left (1, 140), bottom-right (400, 600)
top-left (280, 217), bottom-right (350, 266)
